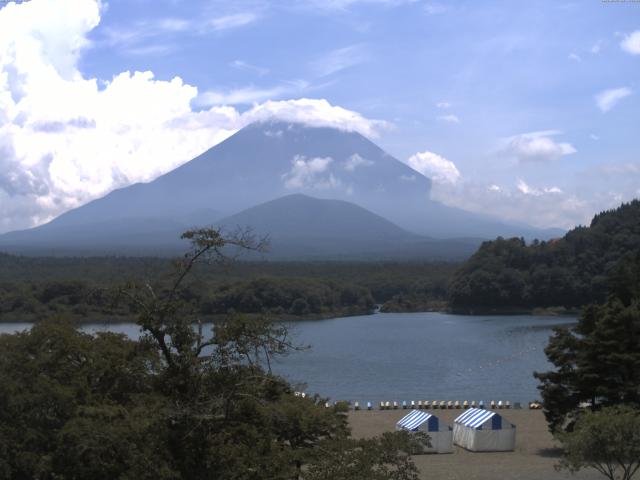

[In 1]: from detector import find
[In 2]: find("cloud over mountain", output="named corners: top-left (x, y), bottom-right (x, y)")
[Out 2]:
top-left (406, 151), bottom-right (460, 185)
top-left (0, 0), bottom-right (387, 234)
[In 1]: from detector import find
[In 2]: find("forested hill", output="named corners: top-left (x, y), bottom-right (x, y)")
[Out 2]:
top-left (448, 200), bottom-right (640, 313)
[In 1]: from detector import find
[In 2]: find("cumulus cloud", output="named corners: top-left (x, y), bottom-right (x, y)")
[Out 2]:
top-left (595, 87), bottom-right (633, 112)
top-left (501, 130), bottom-right (576, 162)
top-left (0, 0), bottom-right (386, 233)
top-left (282, 155), bottom-right (339, 190)
top-left (240, 98), bottom-right (389, 138)
top-left (430, 180), bottom-right (591, 230)
top-left (568, 53), bottom-right (582, 62)
top-left (516, 179), bottom-right (562, 196)
top-left (406, 151), bottom-right (460, 185)
top-left (620, 31), bottom-right (640, 55)
top-left (343, 153), bottom-right (373, 171)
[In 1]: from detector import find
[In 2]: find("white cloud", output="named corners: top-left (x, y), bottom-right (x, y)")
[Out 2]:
top-left (196, 80), bottom-right (310, 106)
top-left (123, 44), bottom-right (176, 56)
top-left (0, 0), bottom-right (387, 233)
top-left (620, 31), bottom-right (640, 55)
top-left (591, 40), bottom-right (603, 54)
top-left (343, 153), bottom-right (373, 171)
top-left (241, 98), bottom-right (390, 138)
top-left (516, 179), bottom-right (563, 196)
top-left (595, 87), bottom-right (633, 112)
top-left (98, 11), bottom-right (259, 55)
top-left (568, 52), bottom-right (582, 62)
top-left (502, 130), bottom-right (576, 162)
top-left (309, 44), bottom-right (370, 77)
top-left (436, 101), bottom-right (451, 109)
top-left (206, 12), bottom-right (259, 31)
top-left (282, 155), bottom-right (339, 190)
top-left (437, 114), bottom-right (460, 124)
top-left (406, 151), bottom-right (460, 185)
top-left (230, 60), bottom-right (269, 76)
top-left (430, 180), bottom-right (591, 230)
top-left (424, 157), bottom-right (639, 231)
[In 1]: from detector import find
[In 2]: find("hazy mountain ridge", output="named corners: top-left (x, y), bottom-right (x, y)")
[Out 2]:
top-left (0, 121), bottom-right (562, 258)
top-left (216, 194), bottom-right (482, 260)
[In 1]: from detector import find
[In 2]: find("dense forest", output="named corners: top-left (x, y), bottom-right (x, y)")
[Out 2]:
top-left (448, 200), bottom-right (640, 313)
top-left (0, 229), bottom-right (426, 479)
top-left (2, 201), bottom-right (639, 320)
top-left (0, 253), bottom-right (456, 322)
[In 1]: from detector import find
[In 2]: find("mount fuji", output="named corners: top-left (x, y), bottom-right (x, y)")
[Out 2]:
top-left (0, 121), bottom-right (561, 258)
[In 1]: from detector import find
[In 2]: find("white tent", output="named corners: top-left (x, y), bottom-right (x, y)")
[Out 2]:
top-left (395, 410), bottom-right (453, 453)
top-left (453, 408), bottom-right (516, 452)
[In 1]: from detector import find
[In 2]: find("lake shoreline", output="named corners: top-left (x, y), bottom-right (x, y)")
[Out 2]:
top-left (0, 306), bottom-right (580, 325)
top-left (1, 312), bottom-right (578, 403)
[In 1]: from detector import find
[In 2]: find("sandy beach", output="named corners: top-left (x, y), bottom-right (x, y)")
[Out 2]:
top-left (348, 409), bottom-right (602, 480)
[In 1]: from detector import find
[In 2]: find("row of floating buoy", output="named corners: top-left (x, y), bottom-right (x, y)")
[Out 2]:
top-left (295, 393), bottom-right (540, 410)
top-left (372, 400), bottom-right (513, 410)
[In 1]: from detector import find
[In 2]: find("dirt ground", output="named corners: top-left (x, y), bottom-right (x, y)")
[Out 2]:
top-left (348, 409), bottom-right (602, 480)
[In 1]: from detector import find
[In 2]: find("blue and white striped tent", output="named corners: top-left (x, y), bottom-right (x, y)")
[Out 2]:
top-left (453, 408), bottom-right (516, 452)
top-left (396, 410), bottom-right (453, 453)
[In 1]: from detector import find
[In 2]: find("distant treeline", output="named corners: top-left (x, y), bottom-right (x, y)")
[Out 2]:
top-left (448, 200), bottom-right (640, 313)
top-left (0, 255), bottom-right (458, 322)
top-left (3, 201), bottom-right (639, 319)
top-left (203, 278), bottom-right (374, 318)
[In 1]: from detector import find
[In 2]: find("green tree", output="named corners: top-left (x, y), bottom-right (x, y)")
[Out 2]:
top-left (0, 228), bottom-right (425, 479)
top-left (534, 252), bottom-right (640, 433)
top-left (304, 431), bottom-right (428, 480)
top-left (449, 201), bottom-right (640, 312)
top-left (0, 318), bottom-right (167, 479)
top-left (557, 406), bottom-right (640, 480)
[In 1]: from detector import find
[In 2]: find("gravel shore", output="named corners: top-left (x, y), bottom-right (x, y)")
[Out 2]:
top-left (348, 409), bottom-right (601, 480)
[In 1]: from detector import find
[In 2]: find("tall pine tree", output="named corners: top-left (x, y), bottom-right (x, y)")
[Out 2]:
top-left (535, 252), bottom-right (640, 433)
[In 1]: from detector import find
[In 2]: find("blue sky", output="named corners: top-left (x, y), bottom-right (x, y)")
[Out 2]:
top-left (0, 0), bottom-right (639, 232)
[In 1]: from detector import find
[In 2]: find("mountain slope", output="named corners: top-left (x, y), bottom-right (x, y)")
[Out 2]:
top-left (448, 200), bottom-right (640, 312)
top-left (218, 194), bottom-right (418, 243)
top-left (42, 120), bottom-right (432, 230)
top-left (0, 120), bottom-right (561, 256)
top-left (216, 194), bottom-right (480, 260)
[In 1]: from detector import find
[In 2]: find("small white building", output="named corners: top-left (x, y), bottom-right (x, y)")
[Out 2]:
top-left (453, 408), bottom-right (516, 452)
top-left (395, 410), bottom-right (453, 453)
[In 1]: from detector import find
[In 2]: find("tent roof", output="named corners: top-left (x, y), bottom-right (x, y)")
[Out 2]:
top-left (397, 410), bottom-right (434, 430)
top-left (454, 408), bottom-right (499, 429)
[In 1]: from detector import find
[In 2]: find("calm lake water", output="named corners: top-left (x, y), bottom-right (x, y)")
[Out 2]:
top-left (0, 312), bottom-right (575, 404)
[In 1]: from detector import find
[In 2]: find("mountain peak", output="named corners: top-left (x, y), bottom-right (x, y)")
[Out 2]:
top-left (0, 116), bottom-right (562, 256)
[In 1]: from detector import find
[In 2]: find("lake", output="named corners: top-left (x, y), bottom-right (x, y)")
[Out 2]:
top-left (0, 312), bottom-right (575, 404)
